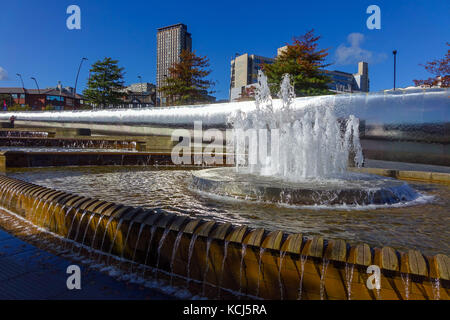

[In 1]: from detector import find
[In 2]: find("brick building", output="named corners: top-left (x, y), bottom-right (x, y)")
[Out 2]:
top-left (0, 84), bottom-right (83, 110)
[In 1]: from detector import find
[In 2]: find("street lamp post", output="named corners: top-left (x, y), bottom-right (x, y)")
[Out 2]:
top-left (16, 73), bottom-right (25, 90)
top-left (393, 50), bottom-right (397, 91)
top-left (30, 77), bottom-right (40, 94)
top-left (74, 57), bottom-right (88, 96)
top-left (16, 73), bottom-right (25, 105)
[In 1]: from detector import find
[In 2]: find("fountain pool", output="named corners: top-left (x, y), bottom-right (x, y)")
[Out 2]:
top-left (7, 166), bottom-right (449, 256)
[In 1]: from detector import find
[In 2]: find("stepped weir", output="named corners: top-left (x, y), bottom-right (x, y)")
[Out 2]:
top-left (0, 174), bottom-right (448, 300)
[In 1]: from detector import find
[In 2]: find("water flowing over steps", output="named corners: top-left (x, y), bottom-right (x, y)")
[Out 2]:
top-left (0, 174), bottom-right (448, 300)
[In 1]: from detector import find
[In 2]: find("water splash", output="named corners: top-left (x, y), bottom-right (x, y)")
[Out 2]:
top-left (229, 71), bottom-right (364, 182)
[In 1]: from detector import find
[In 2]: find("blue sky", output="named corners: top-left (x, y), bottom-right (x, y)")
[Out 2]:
top-left (0, 0), bottom-right (448, 100)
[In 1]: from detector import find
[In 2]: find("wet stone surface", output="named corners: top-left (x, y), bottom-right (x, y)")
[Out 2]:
top-left (0, 227), bottom-right (176, 299)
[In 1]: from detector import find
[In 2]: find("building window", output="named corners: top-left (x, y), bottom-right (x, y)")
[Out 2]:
top-left (46, 95), bottom-right (64, 102)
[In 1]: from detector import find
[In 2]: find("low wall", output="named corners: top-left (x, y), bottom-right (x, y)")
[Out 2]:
top-left (0, 174), bottom-right (448, 300)
top-left (0, 151), bottom-right (230, 171)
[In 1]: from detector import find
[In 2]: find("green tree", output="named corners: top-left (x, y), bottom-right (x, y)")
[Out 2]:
top-left (83, 57), bottom-right (125, 108)
top-left (159, 50), bottom-right (214, 106)
top-left (263, 30), bottom-right (333, 97)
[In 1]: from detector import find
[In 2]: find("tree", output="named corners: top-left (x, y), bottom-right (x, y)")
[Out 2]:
top-left (159, 50), bottom-right (214, 106)
top-left (236, 85), bottom-right (257, 102)
top-left (83, 57), bottom-right (125, 108)
top-left (413, 43), bottom-right (449, 88)
top-left (262, 30), bottom-right (332, 97)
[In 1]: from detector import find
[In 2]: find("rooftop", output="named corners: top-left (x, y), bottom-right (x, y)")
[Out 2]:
top-left (0, 87), bottom-right (83, 99)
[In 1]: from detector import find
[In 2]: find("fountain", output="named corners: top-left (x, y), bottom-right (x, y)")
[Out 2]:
top-left (0, 73), bottom-right (448, 301)
top-left (192, 71), bottom-right (422, 207)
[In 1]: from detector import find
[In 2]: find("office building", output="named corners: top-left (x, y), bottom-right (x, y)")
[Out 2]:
top-left (156, 23), bottom-right (192, 105)
top-left (229, 53), bottom-right (275, 101)
top-left (230, 46), bottom-right (369, 101)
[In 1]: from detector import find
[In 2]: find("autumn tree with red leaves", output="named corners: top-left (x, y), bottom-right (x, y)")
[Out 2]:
top-left (263, 29), bottom-right (332, 96)
top-left (236, 85), bottom-right (257, 102)
top-left (413, 43), bottom-right (449, 88)
top-left (159, 50), bottom-right (215, 106)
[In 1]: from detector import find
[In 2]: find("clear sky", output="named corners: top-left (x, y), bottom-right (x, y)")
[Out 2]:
top-left (0, 0), bottom-right (448, 100)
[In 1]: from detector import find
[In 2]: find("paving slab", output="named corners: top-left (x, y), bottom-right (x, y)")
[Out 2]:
top-left (0, 227), bottom-right (176, 300)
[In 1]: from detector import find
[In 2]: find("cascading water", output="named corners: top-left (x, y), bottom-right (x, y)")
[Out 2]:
top-left (142, 225), bottom-right (157, 276)
top-left (256, 247), bottom-right (265, 297)
top-left (278, 250), bottom-right (287, 300)
top-left (401, 273), bottom-right (410, 300)
top-left (230, 71), bottom-right (363, 181)
top-left (106, 218), bottom-right (124, 264)
top-left (432, 278), bottom-right (440, 300)
top-left (129, 223), bottom-right (145, 273)
top-left (65, 208), bottom-right (82, 249)
top-left (88, 214), bottom-right (105, 259)
top-left (192, 70), bottom-right (423, 207)
top-left (186, 234), bottom-right (199, 286)
top-left (118, 221), bottom-right (135, 268)
top-left (70, 209), bottom-right (88, 252)
top-left (155, 228), bottom-right (170, 276)
top-left (217, 240), bottom-right (229, 298)
top-left (170, 231), bottom-right (184, 285)
top-left (345, 263), bottom-right (355, 300)
top-left (201, 238), bottom-right (213, 296)
top-left (78, 213), bottom-right (95, 254)
top-left (319, 258), bottom-right (330, 300)
top-left (298, 254), bottom-right (307, 300)
top-left (238, 244), bottom-right (247, 297)
top-left (97, 215), bottom-right (115, 260)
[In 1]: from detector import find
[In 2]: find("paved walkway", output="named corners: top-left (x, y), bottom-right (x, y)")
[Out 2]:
top-left (0, 227), bottom-right (175, 300)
